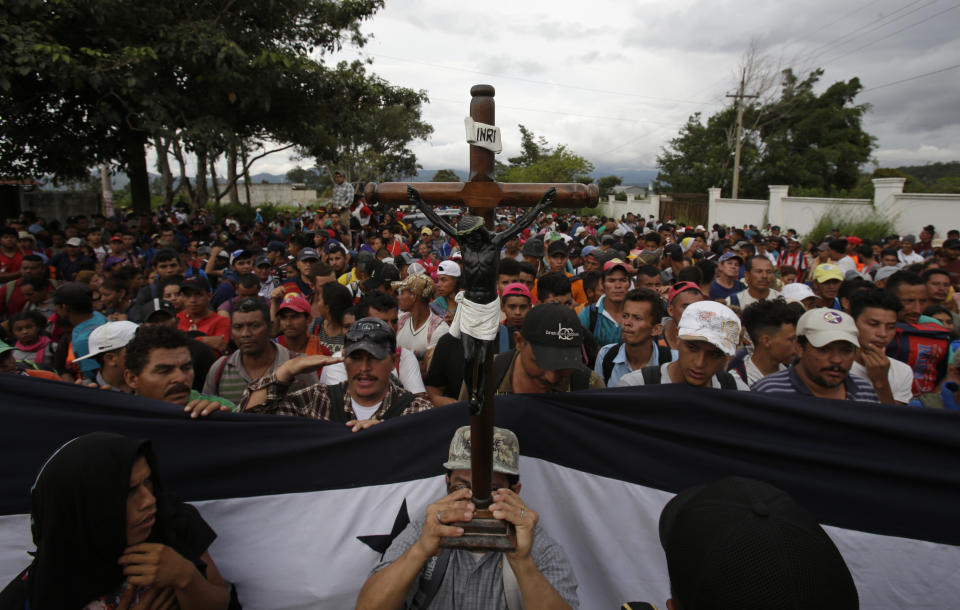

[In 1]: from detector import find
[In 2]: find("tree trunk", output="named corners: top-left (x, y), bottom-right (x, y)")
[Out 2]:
top-left (194, 146), bottom-right (208, 210)
top-left (99, 164), bottom-right (114, 218)
top-left (171, 135), bottom-right (195, 207)
top-left (227, 143), bottom-right (240, 205)
top-left (210, 154), bottom-right (221, 206)
top-left (154, 136), bottom-right (175, 207)
top-left (121, 129), bottom-right (151, 216)
top-left (240, 144), bottom-right (252, 206)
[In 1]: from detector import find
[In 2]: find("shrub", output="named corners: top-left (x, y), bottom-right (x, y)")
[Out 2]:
top-left (803, 206), bottom-right (897, 243)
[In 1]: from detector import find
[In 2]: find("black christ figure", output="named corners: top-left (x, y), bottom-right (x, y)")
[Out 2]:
top-left (407, 185), bottom-right (556, 413)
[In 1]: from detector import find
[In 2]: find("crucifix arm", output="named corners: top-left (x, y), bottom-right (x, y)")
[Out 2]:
top-left (493, 187), bottom-right (556, 247)
top-left (407, 186), bottom-right (459, 237)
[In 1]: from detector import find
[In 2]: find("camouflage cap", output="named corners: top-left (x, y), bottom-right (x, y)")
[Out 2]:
top-left (443, 426), bottom-right (519, 476)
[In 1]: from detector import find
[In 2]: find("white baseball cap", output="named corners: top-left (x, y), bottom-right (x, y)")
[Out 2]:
top-left (437, 260), bottom-right (461, 278)
top-left (66, 237), bottom-right (84, 247)
top-left (797, 308), bottom-right (859, 348)
top-left (73, 321), bottom-right (139, 361)
top-left (677, 301), bottom-right (741, 356)
top-left (781, 282), bottom-right (816, 304)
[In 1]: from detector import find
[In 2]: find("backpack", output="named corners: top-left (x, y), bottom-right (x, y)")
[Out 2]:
top-left (492, 349), bottom-right (592, 392)
top-left (887, 322), bottom-right (950, 394)
top-left (601, 342), bottom-right (673, 386)
top-left (326, 382), bottom-right (415, 422)
top-left (639, 364), bottom-right (738, 390)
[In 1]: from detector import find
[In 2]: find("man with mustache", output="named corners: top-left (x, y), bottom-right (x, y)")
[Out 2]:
top-left (752, 308), bottom-right (880, 402)
top-left (240, 317), bottom-right (434, 432)
top-left (123, 325), bottom-right (235, 411)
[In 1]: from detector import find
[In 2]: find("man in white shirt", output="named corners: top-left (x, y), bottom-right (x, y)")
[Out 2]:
top-left (848, 289), bottom-right (916, 404)
top-left (898, 235), bottom-right (925, 266)
top-left (392, 273), bottom-right (449, 374)
top-left (730, 298), bottom-right (800, 386)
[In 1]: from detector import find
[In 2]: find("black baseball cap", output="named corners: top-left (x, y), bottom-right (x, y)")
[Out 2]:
top-left (664, 243), bottom-right (684, 261)
top-left (547, 239), bottom-right (569, 256)
top-left (362, 262), bottom-right (401, 291)
top-left (344, 317), bottom-right (396, 360)
top-left (943, 238), bottom-right (960, 250)
top-left (520, 303), bottom-right (586, 371)
top-left (180, 275), bottom-right (211, 294)
top-left (659, 477), bottom-right (858, 609)
top-left (267, 241), bottom-right (286, 253)
top-left (297, 247), bottom-right (320, 262)
top-left (53, 282), bottom-right (93, 309)
top-left (143, 298), bottom-right (177, 321)
top-left (521, 238), bottom-right (545, 258)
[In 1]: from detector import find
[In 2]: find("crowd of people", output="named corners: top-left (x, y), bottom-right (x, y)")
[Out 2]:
top-left (0, 188), bottom-right (957, 607)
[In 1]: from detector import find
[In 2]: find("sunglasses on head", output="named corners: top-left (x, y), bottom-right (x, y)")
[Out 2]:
top-left (345, 321), bottom-right (393, 344)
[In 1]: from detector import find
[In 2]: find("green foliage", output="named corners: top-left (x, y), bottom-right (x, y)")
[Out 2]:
top-left (0, 0), bottom-right (392, 212)
top-left (803, 206), bottom-right (897, 244)
top-left (929, 176), bottom-right (960, 193)
top-left (872, 168), bottom-right (926, 192)
top-left (286, 166), bottom-right (332, 192)
top-left (895, 161), bottom-right (960, 184)
top-left (203, 202), bottom-right (301, 226)
top-left (431, 169), bottom-right (460, 182)
top-left (657, 69), bottom-right (875, 199)
top-left (596, 175), bottom-right (623, 199)
top-left (496, 125), bottom-right (594, 184)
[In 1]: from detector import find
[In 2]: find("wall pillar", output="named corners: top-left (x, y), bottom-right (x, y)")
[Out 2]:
top-left (872, 177), bottom-right (905, 219)
top-left (707, 187), bottom-right (721, 228)
top-left (768, 185), bottom-right (789, 228)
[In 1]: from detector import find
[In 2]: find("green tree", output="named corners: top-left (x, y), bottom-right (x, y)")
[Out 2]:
top-left (287, 166), bottom-right (332, 191)
top-left (496, 125), bottom-right (594, 184)
top-left (595, 175), bottom-right (623, 199)
top-left (656, 69), bottom-right (874, 198)
top-left (0, 0), bottom-right (410, 214)
top-left (431, 169), bottom-right (461, 182)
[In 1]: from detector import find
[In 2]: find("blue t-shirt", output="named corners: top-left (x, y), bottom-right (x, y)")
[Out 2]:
top-left (708, 279), bottom-right (745, 301)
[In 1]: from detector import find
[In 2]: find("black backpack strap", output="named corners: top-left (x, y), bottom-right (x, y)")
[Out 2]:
top-left (588, 304), bottom-right (599, 334)
top-left (327, 382), bottom-right (348, 422)
top-left (491, 350), bottom-right (515, 391)
top-left (602, 343), bottom-right (622, 385)
top-left (657, 344), bottom-right (673, 363)
top-left (640, 364), bottom-right (662, 385)
top-left (409, 549), bottom-right (452, 610)
top-left (380, 390), bottom-right (416, 420)
top-left (716, 370), bottom-right (738, 390)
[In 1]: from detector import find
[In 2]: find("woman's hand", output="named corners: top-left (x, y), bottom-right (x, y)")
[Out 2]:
top-left (118, 543), bottom-right (196, 590)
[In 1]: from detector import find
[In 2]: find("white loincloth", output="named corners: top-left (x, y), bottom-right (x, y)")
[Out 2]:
top-left (449, 292), bottom-right (501, 341)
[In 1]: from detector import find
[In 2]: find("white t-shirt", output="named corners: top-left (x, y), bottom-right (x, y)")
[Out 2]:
top-left (731, 354), bottom-right (786, 387)
top-left (319, 348), bottom-right (425, 394)
top-left (619, 361), bottom-right (751, 391)
top-left (835, 255), bottom-right (857, 274)
top-left (728, 287), bottom-right (781, 310)
top-left (396, 314), bottom-right (449, 358)
top-left (350, 398), bottom-right (380, 421)
top-left (898, 250), bottom-right (924, 266)
top-left (849, 358), bottom-right (915, 404)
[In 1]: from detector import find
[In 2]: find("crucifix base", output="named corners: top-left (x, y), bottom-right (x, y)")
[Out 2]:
top-left (439, 509), bottom-right (517, 552)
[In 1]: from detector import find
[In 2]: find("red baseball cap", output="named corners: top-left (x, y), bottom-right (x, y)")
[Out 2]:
top-left (668, 281), bottom-right (702, 306)
top-left (501, 282), bottom-right (532, 301)
top-left (278, 295), bottom-right (311, 315)
top-left (602, 258), bottom-right (630, 275)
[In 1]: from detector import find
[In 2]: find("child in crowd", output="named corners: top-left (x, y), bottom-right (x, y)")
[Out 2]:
top-left (10, 310), bottom-right (56, 369)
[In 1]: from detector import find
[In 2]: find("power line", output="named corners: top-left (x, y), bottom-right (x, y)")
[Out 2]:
top-left (822, 3), bottom-right (960, 64)
top-left (800, 0), bottom-right (936, 63)
top-left (861, 62), bottom-right (960, 92)
top-left (368, 52), bottom-right (713, 106)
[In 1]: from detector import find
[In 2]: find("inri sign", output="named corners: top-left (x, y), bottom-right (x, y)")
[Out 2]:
top-left (464, 117), bottom-right (502, 154)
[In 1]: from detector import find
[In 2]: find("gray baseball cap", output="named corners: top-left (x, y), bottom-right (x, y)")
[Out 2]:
top-left (443, 426), bottom-right (519, 476)
top-left (343, 317), bottom-right (395, 360)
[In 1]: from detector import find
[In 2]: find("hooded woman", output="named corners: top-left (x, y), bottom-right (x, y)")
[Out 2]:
top-left (0, 432), bottom-right (232, 609)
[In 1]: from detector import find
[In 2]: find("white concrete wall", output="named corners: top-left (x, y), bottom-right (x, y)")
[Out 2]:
top-left (713, 199), bottom-right (767, 229)
top-left (782, 197), bottom-right (872, 237)
top-left (889, 194), bottom-right (960, 235)
top-left (239, 184), bottom-right (319, 206)
top-left (603, 194), bottom-right (660, 221)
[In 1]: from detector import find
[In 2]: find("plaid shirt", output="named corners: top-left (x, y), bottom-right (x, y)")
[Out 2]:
top-left (240, 375), bottom-right (434, 420)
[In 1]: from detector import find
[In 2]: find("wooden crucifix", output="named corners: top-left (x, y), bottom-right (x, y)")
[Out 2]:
top-left (364, 84), bottom-right (598, 551)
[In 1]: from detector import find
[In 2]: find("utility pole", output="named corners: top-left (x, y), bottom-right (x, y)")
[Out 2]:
top-left (726, 73), bottom-right (758, 199)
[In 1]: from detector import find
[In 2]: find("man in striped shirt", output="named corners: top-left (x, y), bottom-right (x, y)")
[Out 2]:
top-left (752, 308), bottom-right (880, 402)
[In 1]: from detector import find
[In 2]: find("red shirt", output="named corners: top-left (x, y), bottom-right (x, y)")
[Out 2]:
top-left (177, 310), bottom-right (231, 343)
top-left (0, 249), bottom-right (24, 274)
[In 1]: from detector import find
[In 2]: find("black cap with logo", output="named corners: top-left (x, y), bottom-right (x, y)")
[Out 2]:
top-left (344, 317), bottom-right (396, 360)
top-left (520, 303), bottom-right (586, 371)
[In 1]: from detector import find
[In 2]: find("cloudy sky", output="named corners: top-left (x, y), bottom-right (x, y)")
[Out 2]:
top-left (252, 0), bottom-right (960, 180)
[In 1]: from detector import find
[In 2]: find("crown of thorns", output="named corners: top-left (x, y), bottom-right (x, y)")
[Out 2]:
top-left (458, 215), bottom-right (484, 234)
